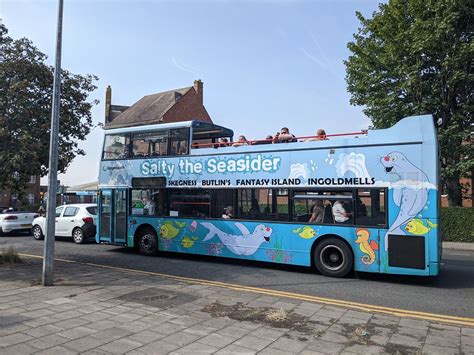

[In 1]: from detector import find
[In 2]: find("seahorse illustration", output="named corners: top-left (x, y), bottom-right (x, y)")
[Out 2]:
top-left (355, 228), bottom-right (379, 265)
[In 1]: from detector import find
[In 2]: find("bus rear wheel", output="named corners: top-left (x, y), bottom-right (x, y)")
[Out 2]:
top-left (314, 238), bottom-right (353, 278)
top-left (137, 227), bottom-right (158, 256)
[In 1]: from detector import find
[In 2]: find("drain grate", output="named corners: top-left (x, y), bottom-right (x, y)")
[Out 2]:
top-left (117, 288), bottom-right (197, 308)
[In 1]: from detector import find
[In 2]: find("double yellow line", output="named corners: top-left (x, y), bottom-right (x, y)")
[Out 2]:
top-left (20, 253), bottom-right (474, 328)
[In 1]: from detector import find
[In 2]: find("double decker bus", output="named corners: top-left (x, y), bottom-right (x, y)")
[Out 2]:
top-left (97, 116), bottom-right (440, 278)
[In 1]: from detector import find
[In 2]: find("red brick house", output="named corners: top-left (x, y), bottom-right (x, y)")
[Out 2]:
top-left (0, 174), bottom-right (41, 210)
top-left (104, 80), bottom-right (212, 128)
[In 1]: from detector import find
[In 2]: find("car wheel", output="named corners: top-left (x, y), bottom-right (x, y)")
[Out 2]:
top-left (32, 225), bottom-right (44, 240)
top-left (314, 238), bottom-right (353, 278)
top-left (72, 228), bottom-right (85, 244)
top-left (137, 227), bottom-right (158, 256)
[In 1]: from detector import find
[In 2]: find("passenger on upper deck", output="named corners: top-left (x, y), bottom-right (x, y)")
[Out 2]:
top-left (273, 127), bottom-right (297, 143)
top-left (232, 135), bottom-right (250, 147)
top-left (305, 129), bottom-right (328, 142)
top-left (219, 138), bottom-right (229, 147)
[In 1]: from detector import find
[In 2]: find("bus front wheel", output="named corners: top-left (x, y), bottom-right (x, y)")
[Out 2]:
top-left (314, 238), bottom-right (353, 278)
top-left (137, 227), bottom-right (158, 256)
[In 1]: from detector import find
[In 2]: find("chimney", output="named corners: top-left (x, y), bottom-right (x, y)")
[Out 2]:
top-left (193, 79), bottom-right (203, 104)
top-left (105, 85), bottom-right (112, 123)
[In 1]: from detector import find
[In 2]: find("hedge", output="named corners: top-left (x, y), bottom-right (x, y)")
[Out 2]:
top-left (441, 207), bottom-right (474, 243)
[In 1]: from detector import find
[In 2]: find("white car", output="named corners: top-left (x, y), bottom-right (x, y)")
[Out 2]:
top-left (32, 204), bottom-right (97, 244)
top-left (0, 209), bottom-right (39, 234)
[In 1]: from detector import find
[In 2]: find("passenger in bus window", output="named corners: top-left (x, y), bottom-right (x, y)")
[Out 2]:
top-left (118, 143), bottom-right (130, 159)
top-left (273, 127), bottom-right (297, 143)
top-left (332, 200), bottom-right (352, 223)
top-left (222, 206), bottom-right (233, 219)
top-left (305, 129), bottom-right (328, 142)
top-left (143, 197), bottom-right (156, 216)
top-left (232, 135), bottom-right (249, 147)
top-left (308, 200), bottom-right (324, 223)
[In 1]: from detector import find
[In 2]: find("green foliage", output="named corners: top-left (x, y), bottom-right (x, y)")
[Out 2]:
top-left (0, 246), bottom-right (22, 264)
top-left (0, 24), bottom-right (99, 199)
top-left (345, 0), bottom-right (473, 206)
top-left (441, 207), bottom-right (474, 242)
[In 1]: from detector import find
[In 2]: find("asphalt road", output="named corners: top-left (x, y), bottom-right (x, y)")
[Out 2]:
top-left (1, 232), bottom-right (473, 318)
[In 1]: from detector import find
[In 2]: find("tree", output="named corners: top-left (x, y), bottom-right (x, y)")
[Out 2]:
top-left (344, 0), bottom-right (473, 206)
top-left (0, 24), bottom-right (99, 200)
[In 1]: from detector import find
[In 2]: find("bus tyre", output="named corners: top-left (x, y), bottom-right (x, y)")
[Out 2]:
top-left (314, 238), bottom-right (353, 278)
top-left (32, 225), bottom-right (44, 240)
top-left (138, 228), bottom-right (158, 256)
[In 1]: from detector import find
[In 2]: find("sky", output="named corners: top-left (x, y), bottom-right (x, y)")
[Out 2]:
top-left (1, 0), bottom-right (383, 187)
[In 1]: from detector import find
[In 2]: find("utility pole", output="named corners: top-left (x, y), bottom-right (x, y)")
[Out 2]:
top-left (43, 0), bottom-right (64, 286)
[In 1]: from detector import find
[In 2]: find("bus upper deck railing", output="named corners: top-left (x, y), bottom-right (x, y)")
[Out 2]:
top-left (191, 131), bottom-right (368, 149)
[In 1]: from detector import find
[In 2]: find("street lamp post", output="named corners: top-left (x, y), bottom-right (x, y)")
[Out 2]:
top-left (43, 0), bottom-right (64, 286)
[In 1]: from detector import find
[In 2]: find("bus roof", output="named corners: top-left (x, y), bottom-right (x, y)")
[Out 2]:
top-left (103, 120), bottom-right (234, 138)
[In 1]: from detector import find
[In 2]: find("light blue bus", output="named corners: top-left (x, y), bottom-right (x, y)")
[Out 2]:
top-left (97, 116), bottom-right (440, 278)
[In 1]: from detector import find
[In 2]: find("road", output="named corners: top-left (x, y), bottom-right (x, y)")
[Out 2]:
top-left (1, 233), bottom-right (473, 318)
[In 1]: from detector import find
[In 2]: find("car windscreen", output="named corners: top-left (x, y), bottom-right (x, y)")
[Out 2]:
top-left (86, 206), bottom-right (97, 215)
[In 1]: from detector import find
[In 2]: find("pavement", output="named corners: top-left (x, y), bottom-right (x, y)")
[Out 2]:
top-left (1, 256), bottom-right (473, 354)
top-left (442, 242), bottom-right (474, 251)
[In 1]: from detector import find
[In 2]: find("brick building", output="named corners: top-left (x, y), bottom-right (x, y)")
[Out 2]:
top-left (105, 80), bottom-right (212, 128)
top-left (0, 174), bottom-right (41, 210)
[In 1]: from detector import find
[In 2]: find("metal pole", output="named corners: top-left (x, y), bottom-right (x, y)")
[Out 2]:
top-left (42, 0), bottom-right (64, 286)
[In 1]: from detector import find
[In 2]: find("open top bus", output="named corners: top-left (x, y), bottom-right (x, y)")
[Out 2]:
top-left (97, 115), bottom-right (440, 278)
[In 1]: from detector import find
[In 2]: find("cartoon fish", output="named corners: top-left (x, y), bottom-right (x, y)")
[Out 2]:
top-left (405, 219), bottom-right (437, 235)
top-left (292, 226), bottom-right (317, 239)
top-left (189, 220), bottom-right (198, 232)
top-left (355, 228), bottom-right (379, 265)
top-left (181, 236), bottom-right (198, 248)
top-left (201, 222), bottom-right (271, 256)
top-left (160, 221), bottom-right (180, 239)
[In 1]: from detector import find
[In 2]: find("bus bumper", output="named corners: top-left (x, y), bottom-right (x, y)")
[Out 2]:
top-left (429, 261), bottom-right (440, 276)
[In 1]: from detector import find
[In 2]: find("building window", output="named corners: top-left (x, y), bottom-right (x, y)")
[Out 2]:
top-left (27, 193), bottom-right (35, 205)
top-left (13, 172), bottom-right (19, 180)
top-left (29, 175), bottom-right (36, 184)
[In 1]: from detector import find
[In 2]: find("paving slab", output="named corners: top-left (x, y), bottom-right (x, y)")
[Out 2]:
top-left (0, 256), bottom-right (472, 355)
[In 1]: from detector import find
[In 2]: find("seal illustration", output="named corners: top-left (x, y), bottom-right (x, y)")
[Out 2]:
top-left (201, 222), bottom-right (272, 256)
top-left (380, 151), bottom-right (429, 250)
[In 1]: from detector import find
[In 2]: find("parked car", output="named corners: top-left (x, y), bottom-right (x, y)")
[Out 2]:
top-left (32, 204), bottom-right (97, 244)
top-left (0, 209), bottom-right (39, 235)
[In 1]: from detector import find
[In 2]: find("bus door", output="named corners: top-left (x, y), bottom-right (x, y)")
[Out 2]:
top-left (98, 189), bottom-right (128, 245)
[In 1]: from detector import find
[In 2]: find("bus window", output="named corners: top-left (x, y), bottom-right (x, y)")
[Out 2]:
top-left (237, 189), bottom-right (288, 221)
top-left (102, 134), bottom-right (130, 160)
top-left (170, 128), bottom-right (189, 155)
top-left (150, 131), bottom-right (169, 156)
top-left (293, 191), bottom-right (353, 225)
top-left (293, 192), bottom-right (325, 223)
top-left (356, 189), bottom-right (386, 226)
top-left (168, 189), bottom-right (210, 218)
top-left (212, 189), bottom-right (235, 219)
top-left (131, 131), bottom-right (169, 157)
top-left (131, 189), bottom-right (164, 216)
top-left (131, 133), bottom-right (150, 158)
